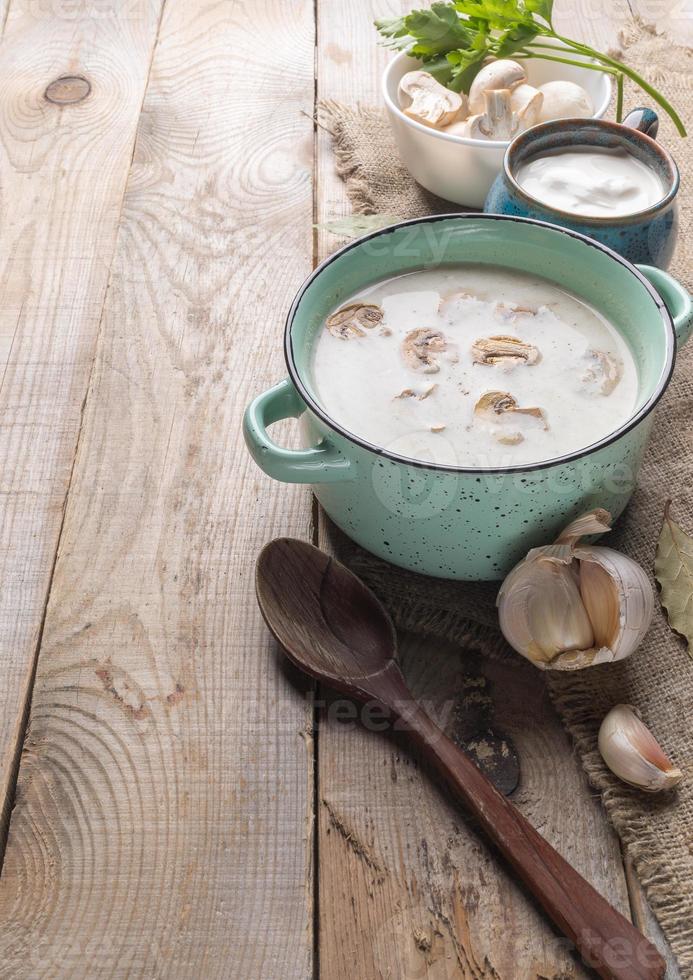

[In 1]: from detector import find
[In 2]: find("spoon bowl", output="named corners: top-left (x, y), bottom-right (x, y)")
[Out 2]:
top-left (256, 538), bottom-right (397, 687)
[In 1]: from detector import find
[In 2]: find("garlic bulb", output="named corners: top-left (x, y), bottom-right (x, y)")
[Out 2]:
top-left (598, 704), bottom-right (683, 792)
top-left (497, 509), bottom-right (654, 670)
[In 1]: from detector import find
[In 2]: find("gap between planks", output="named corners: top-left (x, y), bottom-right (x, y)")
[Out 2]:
top-left (310, 4), bottom-right (322, 976)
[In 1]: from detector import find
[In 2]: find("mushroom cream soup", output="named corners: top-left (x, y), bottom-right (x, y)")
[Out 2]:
top-left (310, 266), bottom-right (638, 468)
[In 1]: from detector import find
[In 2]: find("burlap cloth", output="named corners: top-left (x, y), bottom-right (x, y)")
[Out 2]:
top-left (319, 20), bottom-right (693, 973)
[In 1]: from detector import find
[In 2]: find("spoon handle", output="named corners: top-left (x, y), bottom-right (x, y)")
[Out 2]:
top-left (400, 699), bottom-right (665, 980)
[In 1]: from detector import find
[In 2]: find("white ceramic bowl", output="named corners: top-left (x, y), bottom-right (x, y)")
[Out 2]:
top-left (382, 49), bottom-right (612, 207)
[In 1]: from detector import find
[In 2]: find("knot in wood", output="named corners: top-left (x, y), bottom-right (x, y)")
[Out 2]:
top-left (44, 75), bottom-right (91, 105)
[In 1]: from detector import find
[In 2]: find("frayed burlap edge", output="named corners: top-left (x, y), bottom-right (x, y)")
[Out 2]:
top-left (320, 100), bottom-right (390, 215)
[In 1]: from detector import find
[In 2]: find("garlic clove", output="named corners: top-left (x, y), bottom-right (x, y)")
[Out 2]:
top-left (578, 557), bottom-right (620, 650)
top-left (498, 555), bottom-right (594, 666)
top-left (578, 547), bottom-right (654, 661)
top-left (598, 704), bottom-right (683, 792)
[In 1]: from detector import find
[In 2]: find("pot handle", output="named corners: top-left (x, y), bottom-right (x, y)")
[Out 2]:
top-left (243, 378), bottom-right (353, 484)
top-left (637, 264), bottom-right (693, 349)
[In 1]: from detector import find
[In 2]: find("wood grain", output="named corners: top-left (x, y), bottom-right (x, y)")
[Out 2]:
top-left (313, 2), bottom-right (678, 976)
top-left (317, 628), bottom-right (637, 979)
top-left (0, 0), bottom-right (317, 977)
top-left (0, 0), bottom-right (165, 846)
top-left (0, 0), bottom-right (685, 975)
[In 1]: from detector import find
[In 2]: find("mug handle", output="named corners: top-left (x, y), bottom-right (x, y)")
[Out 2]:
top-left (623, 107), bottom-right (658, 139)
top-left (637, 264), bottom-right (693, 349)
top-left (243, 378), bottom-right (353, 484)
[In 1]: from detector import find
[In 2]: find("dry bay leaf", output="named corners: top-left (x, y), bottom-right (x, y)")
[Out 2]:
top-left (655, 500), bottom-right (693, 658)
top-left (314, 213), bottom-right (401, 239)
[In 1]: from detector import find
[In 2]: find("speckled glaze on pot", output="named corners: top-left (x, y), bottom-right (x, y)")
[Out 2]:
top-left (484, 108), bottom-right (680, 269)
top-left (243, 215), bottom-right (692, 581)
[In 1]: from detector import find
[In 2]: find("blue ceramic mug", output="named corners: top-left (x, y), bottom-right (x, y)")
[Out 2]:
top-left (484, 108), bottom-right (679, 268)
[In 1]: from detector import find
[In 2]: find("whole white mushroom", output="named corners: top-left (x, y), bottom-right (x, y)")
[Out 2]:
top-left (468, 59), bottom-right (527, 115)
top-left (537, 80), bottom-right (593, 122)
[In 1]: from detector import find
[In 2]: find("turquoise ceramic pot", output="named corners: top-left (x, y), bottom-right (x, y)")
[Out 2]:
top-left (484, 108), bottom-right (680, 269)
top-left (244, 215), bottom-right (692, 581)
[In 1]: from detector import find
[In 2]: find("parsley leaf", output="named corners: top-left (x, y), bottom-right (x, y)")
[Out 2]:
top-left (446, 47), bottom-right (488, 91)
top-left (453, 0), bottom-right (533, 29)
top-left (495, 22), bottom-right (539, 56)
top-left (524, 0), bottom-right (553, 24)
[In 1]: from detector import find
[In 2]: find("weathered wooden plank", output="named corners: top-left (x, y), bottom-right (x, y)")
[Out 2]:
top-left (0, 0), bottom-right (165, 846)
top-left (0, 0), bottom-right (317, 977)
top-left (551, 2), bottom-right (628, 48)
top-left (626, 859), bottom-right (683, 980)
top-left (313, 2), bottom-right (658, 976)
top-left (317, 630), bottom-right (633, 978)
top-left (315, 0), bottom-right (407, 264)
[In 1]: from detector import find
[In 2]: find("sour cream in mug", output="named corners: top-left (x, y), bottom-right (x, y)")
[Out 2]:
top-left (515, 147), bottom-right (665, 218)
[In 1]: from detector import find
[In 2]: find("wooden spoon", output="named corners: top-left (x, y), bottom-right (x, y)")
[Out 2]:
top-left (256, 538), bottom-right (665, 980)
